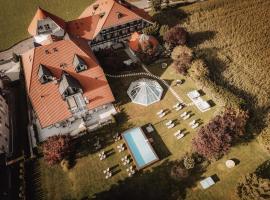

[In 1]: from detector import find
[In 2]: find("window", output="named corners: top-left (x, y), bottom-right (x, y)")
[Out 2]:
top-left (73, 55), bottom-right (88, 73)
top-left (44, 24), bottom-right (50, 30)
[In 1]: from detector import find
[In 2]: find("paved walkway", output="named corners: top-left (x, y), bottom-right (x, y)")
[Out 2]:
top-left (0, 37), bottom-right (34, 61)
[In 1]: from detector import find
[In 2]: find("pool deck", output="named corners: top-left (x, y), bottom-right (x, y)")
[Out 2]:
top-left (122, 127), bottom-right (159, 170)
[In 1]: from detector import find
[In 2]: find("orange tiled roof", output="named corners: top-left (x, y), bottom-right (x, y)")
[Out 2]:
top-left (129, 32), bottom-right (159, 52)
top-left (21, 38), bottom-right (115, 128)
top-left (75, 0), bottom-right (153, 39)
top-left (28, 7), bottom-right (66, 36)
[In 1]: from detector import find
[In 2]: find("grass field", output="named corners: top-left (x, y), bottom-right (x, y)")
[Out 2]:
top-left (0, 0), bottom-right (94, 50)
top-left (178, 0), bottom-right (270, 134)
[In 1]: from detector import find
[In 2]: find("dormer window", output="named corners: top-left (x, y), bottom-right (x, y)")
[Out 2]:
top-left (38, 64), bottom-right (54, 84)
top-left (99, 12), bottom-right (105, 18)
top-left (116, 12), bottom-right (124, 19)
top-left (73, 54), bottom-right (88, 73)
top-left (93, 4), bottom-right (99, 10)
top-left (58, 72), bottom-right (83, 99)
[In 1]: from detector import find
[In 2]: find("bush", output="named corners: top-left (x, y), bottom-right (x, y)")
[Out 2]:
top-left (170, 162), bottom-right (189, 181)
top-left (171, 45), bottom-right (193, 75)
top-left (164, 25), bottom-right (188, 47)
top-left (43, 135), bottom-right (72, 166)
top-left (259, 130), bottom-right (270, 152)
top-left (142, 22), bottom-right (160, 36)
top-left (192, 108), bottom-right (248, 160)
top-left (236, 173), bottom-right (270, 200)
top-left (183, 154), bottom-right (195, 169)
top-left (159, 24), bottom-right (169, 37)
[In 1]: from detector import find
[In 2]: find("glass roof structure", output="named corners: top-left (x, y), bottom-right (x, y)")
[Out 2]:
top-left (127, 78), bottom-right (163, 106)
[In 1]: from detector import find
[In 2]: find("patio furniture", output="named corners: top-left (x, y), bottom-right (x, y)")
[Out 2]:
top-left (183, 114), bottom-right (191, 120)
top-left (174, 130), bottom-right (182, 136)
top-left (191, 123), bottom-right (199, 129)
top-left (176, 79), bottom-right (183, 85)
top-left (146, 124), bottom-right (154, 133)
top-left (167, 123), bottom-right (175, 129)
top-left (156, 109), bottom-right (164, 115)
top-left (159, 112), bottom-right (166, 118)
top-left (165, 120), bottom-right (173, 126)
top-left (176, 133), bottom-right (185, 140)
top-left (225, 160), bottom-right (236, 168)
top-left (173, 102), bottom-right (181, 108)
top-left (189, 120), bottom-right (196, 126)
top-left (200, 177), bottom-right (215, 189)
top-left (161, 63), bottom-right (167, 69)
top-left (175, 105), bottom-right (183, 111)
top-left (180, 112), bottom-right (187, 118)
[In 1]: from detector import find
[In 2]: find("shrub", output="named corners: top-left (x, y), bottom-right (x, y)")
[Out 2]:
top-left (164, 25), bottom-right (188, 47)
top-left (43, 135), bottom-right (72, 166)
top-left (171, 45), bottom-right (193, 75)
top-left (192, 108), bottom-right (248, 160)
top-left (259, 130), bottom-right (270, 152)
top-left (170, 162), bottom-right (189, 181)
top-left (159, 24), bottom-right (169, 37)
top-left (183, 154), bottom-right (195, 169)
top-left (150, 0), bottom-right (162, 12)
top-left (173, 62), bottom-right (189, 76)
top-left (142, 22), bottom-right (160, 36)
top-left (236, 173), bottom-right (270, 200)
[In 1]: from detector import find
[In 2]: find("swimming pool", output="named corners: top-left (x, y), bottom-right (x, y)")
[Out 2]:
top-left (122, 127), bottom-right (159, 169)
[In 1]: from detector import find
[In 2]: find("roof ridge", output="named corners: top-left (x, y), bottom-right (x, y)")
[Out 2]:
top-left (27, 48), bottom-right (36, 94)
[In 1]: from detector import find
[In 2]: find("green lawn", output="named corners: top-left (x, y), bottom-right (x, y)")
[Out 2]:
top-left (0, 0), bottom-right (94, 50)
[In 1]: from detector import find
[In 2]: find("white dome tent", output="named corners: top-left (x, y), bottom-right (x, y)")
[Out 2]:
top-left (127, 78), bottom-right (163, 106)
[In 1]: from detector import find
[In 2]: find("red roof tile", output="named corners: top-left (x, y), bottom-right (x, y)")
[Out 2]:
top-left (22, 38), bottom-right (115, 128)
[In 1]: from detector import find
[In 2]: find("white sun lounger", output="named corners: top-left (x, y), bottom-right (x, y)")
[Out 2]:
top-left (156, 109), bottom-right (164, 115)
top-left (180, 112), bottom-right (187, 117)
top-left (176, 133), bottom-right (185, 140)
top-left (189, 120), bottom-right (196, 126)
top-left (175, 105), bottom-right (183, 111)
top-left (192, 123), bottom-right (199, 129)
top-left (174, 130), bottom-right (182, 136)
top-left (173, 102), bottom-right (181, 108)
top-left (165, 120), bottom-right (173, 126)
top-left (159, 112), bottom-right (166, 118)
top-left (167, 123), bottom-right (175, 129)
top-left (183, 114), bottom-right (191, 120)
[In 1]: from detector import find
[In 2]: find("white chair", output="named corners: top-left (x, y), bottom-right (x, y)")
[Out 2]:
top-left (159, 112), bottom-right (166, 118)
top-left (167, 123), bottom-right (175, 129)
top-left (173, 102), bottom-right (180, 108)
top-left (165, 120), bottom-right (173, 126)
top-left (177, 133), bottom-right (185, 140)
top-left (192, 123), bottom-right (199, 129)
top-left (183, 114), bottom-right (191, 120)
top-left (174, 130), bottom-right (181, 136)
top-left (189, 120), bottom-right (196, 126)
top-left (156, 109), bottom-right (164, 115)
top-left (180, 112), bottom-right (187, 117)
top-left (175, 105), bottom-right (183, 111)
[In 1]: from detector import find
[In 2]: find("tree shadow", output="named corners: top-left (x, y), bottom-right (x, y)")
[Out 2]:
top-left (255, 160), bottom-right (270, 179)
top-left (189, 31), bottom-right (217, 48)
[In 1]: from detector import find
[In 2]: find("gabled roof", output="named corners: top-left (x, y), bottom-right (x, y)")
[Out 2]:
top-left (58, 72), bottom-right (82, 97)
top-left (28, 7), bottom-right (66, 36)
top-left (21, 38), bottom-right (115, 128)
top-left (75, 0), bottom-right (152, 39)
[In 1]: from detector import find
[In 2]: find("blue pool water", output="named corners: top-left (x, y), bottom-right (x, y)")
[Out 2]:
top-left (123, 127), bottom-right (158, 169)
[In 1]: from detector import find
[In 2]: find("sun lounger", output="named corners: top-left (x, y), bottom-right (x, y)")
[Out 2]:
top-left (175, 105), bottom-right (183, 111)
top-left (183, 114), bottom-right (191, 120)
top-left (173, 102), bottom-right (181, 108)
top-left (156, 109), bottom-right (164, 115)
top-left (176, 133), bottom-right (185, 140)
top-left (192, 123), bottom-right (199, 129)
top-left (165, 120), bottom-right (173, 126)
top-left (180, 112), bottom-right (187, 117)
top-left (174, 130), bottom-right (182, 136)
top-left (189, 120), bottom-right (196, 126)
top-left (167, 123), bottom-right (175, 129)
top-left (159, 112), bottom-right (166, 118)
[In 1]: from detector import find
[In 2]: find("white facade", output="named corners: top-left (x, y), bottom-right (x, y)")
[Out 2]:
top-left (35, 103), bottom-right (117, 142)
top-left (0, 95), bottom-right (9, 154)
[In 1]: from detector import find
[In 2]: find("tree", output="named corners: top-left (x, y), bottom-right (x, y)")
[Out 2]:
top-left (150, 0), bottom-right (162, 12)
top-left (43, 135), bottom-right (72, 166)
top-left (159, 24), bottom-right (169, 37)
top-left (171, 45), bottom-right (193, 75)
top-left (164, 25), bottom-right (188, 48)
top-left (236, 173), bottom-right (270, 200)
top-left (170, 162), bottom-right (189, 181)
top-left (142, 22), bottom-right (160, 36)
top-left (183, 154), bottom-right (195, 169)
top-left (192, 108), bottom-right (248, 160)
